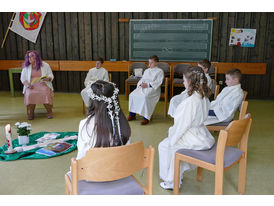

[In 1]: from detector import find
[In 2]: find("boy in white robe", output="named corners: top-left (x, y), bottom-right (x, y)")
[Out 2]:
top-left (128, 55), bottom-right (164, 125)
top-left (81, 57), bottom-right (109, 107)
top-left (205, 68), bottom-right (244, 125)
top-left (159, 66), bottom-right (215, 190)
top-left (168, 59), bottom-right (215, 118)
top-left (198, 59), bottom-right (215, 94)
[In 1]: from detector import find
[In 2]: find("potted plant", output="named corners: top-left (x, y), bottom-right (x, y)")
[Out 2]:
top-left (15, 122), bottom-right (32, 145)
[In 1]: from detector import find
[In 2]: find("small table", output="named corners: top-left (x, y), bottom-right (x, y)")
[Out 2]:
top-left (8, 68), bottom-right (22, 97)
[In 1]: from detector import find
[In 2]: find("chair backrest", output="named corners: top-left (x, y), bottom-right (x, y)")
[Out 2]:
top-left (239, 101), bottom-right (248, 120)
top-left (157, 62), bottom-right (170, 77)
top-left (214, 83), bottom-right (220, 100)
top-left (109, 73), bottom-right (112, 82)
top-left (71, 141), bottom-right (148, 182)
top-left (224, 113), bottom-right (252, 147)
top-left (130, 62), bottom-right (147, 74)
top-left (174, 64), bottom-right (191, 77)
top-left (208, 64), bottom-right (218, 80)
top-left (243, 90), bottom-right (248, 101)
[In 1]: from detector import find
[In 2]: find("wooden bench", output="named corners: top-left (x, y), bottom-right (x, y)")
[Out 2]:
top-left (59, 60), bottom-right (129, 72)
top-left (215, 62), bottom-right (266, 74)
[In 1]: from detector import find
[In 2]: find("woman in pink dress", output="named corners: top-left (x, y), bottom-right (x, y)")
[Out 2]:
top-left (20, 50), bottom-right (54, 120)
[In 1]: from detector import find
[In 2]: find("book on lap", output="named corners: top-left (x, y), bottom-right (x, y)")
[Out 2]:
top-left (31, 75), bottom-right (48, 85)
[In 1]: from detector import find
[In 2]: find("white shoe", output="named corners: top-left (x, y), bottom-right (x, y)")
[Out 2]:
top-left (160, 181), bottom-right (174, 190)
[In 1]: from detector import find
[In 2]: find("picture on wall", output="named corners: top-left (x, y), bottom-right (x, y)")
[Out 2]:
top-left (229, 28), bottom-right (256, 47)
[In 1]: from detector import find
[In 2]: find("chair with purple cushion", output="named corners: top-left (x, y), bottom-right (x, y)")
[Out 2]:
top-left (171, 64), bottom-right (191, 97)
top-left (207, 100), bottom-right (248, 132)
top-left (173, 114), bottom-right (252, 195)
top-left (65, 141), bottom-right (155, 195)
top-left (125, 62), bottom-right (147, 99)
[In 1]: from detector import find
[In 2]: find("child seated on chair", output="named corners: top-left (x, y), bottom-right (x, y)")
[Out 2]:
top-left (167, 68), bottom-right (189, 118)
top-left (168, 59), bottom-right (215, 118)
top-left (204, 68), bottom-right (244, 125)
top-left (81, 57), bottom-right (109, 107)
top-left (158, 66), bottom-right (215, 190)
top-left (128, 55), bottom-right (164, 125)
top-left (77, 80), bottom-right (131, 160)
top-left (198, 59), bottom-right (215, 94)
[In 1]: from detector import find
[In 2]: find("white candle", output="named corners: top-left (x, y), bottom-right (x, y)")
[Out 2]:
top-left (5, 124), bottom-right (13, 152)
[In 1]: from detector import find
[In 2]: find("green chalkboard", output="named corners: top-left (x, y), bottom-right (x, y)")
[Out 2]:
top-left (129, 19), bottom-right (213, 62)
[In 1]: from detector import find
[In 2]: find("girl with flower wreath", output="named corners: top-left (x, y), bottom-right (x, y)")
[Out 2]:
top-left (76, 80), bottom-right (131, 160)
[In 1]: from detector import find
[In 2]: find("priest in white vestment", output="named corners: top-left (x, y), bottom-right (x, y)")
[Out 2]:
top-left (128, 55), bottom-right (164, 125)
top-left (159, 66), bottom-right (215, 190)
top-left (205, 68), bottom-right (244, 125)
top-left (81, 57), bottom-right (109, 107)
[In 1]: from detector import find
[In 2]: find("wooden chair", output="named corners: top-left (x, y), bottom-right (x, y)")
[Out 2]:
top-left (174, 114), bottom-right (252, 195)
top-left (207, 100), bottom-right (248, 132)
top-left (82, 73), bottom-right (112, 114)
top-left (157, 62), bottom-right (171, 117)
top-left (212, 79), bottom-right (220, 100)
top-left (125, 62), bottom-right (147, 99)
top-left (65, 141), bottom-right (155, 195)
top-left (171, 64), bottom-right (191, 97)
top-left (243, 90), bottom-right (248, 101)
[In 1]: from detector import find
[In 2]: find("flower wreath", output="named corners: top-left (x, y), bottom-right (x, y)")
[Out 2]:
top-left (86, 82), bottom-right (122, 145)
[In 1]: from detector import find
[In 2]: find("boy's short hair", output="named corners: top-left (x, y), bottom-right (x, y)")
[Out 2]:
top-left (226, 68), bottom-right (242, 81)
top-left (198, 59), bottom-right (211, 70)
top-left (96, 57), bottom-right (104, 64)
top-left (149, 55), bottom-right (159, 62)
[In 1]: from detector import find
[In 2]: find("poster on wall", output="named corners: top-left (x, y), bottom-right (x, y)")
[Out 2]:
top-left (229, 28), bottom-right (256, 47)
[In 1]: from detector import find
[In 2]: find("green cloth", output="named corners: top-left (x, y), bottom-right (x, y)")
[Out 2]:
top-left (0, 132), bottom-right (78, 161)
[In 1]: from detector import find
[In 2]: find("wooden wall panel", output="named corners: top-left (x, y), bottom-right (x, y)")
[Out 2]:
top-left (0, 12), bottom-right (273, 98)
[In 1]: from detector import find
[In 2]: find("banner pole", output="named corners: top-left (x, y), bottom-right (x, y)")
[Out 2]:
top-left (1, 12), bottom-right (16, 48)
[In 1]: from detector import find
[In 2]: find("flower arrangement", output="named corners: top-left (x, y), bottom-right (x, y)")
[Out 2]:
top-left (15, 122), bottom-right (32, 136)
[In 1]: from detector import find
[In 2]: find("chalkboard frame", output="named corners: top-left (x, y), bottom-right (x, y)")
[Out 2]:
top-left (129, 19), bottom-right (213, 62)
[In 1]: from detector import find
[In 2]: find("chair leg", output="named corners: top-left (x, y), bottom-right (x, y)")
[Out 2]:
top-left (164, 92), bottom-right (168, 118)
top-left (197, 167), bottom-right (203, 181)
top-left (173, 155), bottom-right (180, 195)
top-left (238, 158), bottom-right (247, 194)
top-left (214, 168), bottom-right (224, 195)
top-left (82, 100), bottom-right (86, 115)
top-left (125, 82), bottom-right (128, 99)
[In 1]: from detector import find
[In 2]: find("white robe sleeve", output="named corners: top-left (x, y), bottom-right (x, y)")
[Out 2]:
top-left (84, 70), bottom-right (93, 87)
top-left (20, 67), bottom-right (28, 84)
top-left (214, 92), bottom-right (244, 120)
top-left (44, 63), bottom-right (54, 81)
top-left (103, 69), bottom-right (109, 82)
top-left (149, 69), bottom-right (164, 89)
top-left (76, 119), bottom-right (87, 160)
top-left (168, 100), bottom-right (195, 146)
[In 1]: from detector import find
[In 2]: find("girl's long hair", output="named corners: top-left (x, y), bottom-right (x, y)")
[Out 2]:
top-left (84, 80), bottom-right (130, 147)
top-left (184, 66), bottom-right (211, 98)
top-left (22, 50), bottom-right (43, 71)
